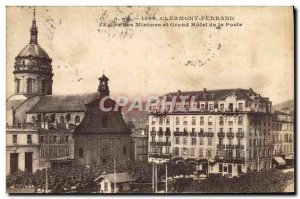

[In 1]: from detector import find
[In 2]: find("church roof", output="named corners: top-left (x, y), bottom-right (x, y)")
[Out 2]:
top-left (17, 43), bottom-right (50, 59)
top-left (27, 92), bottom-right (98, 113)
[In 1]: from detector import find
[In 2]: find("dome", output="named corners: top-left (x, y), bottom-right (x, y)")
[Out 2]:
top-left (17, 43), bottom-right (50, 59)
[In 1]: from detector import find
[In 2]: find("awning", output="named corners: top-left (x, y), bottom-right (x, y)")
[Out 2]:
top-left (285, 155), bottom-right (294, 160)
top-left (273, 156), bottom-right (286, 165)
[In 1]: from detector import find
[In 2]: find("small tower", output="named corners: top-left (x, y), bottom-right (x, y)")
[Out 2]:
top-left (98, 74), bottom-right (110, 97)
top-left (13, 9), bottom-right (53, 96)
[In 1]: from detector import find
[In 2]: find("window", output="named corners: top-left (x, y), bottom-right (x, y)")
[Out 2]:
top-left (159, 117), bottom-right (163, 125)
top-left (104, 182), bottom-right (108, 191)
top-left (249, 139), bottom-right (252, 147)
top-left (219, 104), bottom-right (224, 111)
top-left (175, 137), bottom-right (180, 144)
top-left (209, 104), bottom-right (214, 111)
top-left (27, 78), bottom-right (33, 93)
top-left (175, 117), bottom-right (180, 125)
top-left (199, 148), bottom-right (204, 157)
top-left (208, 128), bottom-right (212, 132)
top-left (174, 147), bottom-right (179, 155)
top-left (208, 138), bottom-right (212, 146)
top-left (166, 147), bottom-right (170, 154)
top-left (219, 163), bottom-right (223, 172)
top-left (238, 116), bottom-right (243, 125)
top-left (200, 138), bottom-right (204, 145)
top-left (182, 148), bottom-right (188, 156)
top-left (42, 80), bottom-right (47, 94)
top-left (40, 148), bottom-right (45, 157)
top-left (40, 136), bottom-right (44, 143)
top-left (191, 148), bottom-right (195, 156)
top-left (66, 113), bottom-right (71, 122)
top-left (65, 147), bottom-right (70, 156)
top-left (54, 148), bottom-right (58, 157)
top-left (238, 128), bottom-right (243, 133)
top-left (65, 135), bottom-right (69, 142)
top-left (238, 103), bottom-right (243, 111)
top-left (13, 135), bottom-right (17, 144)
top-left (192, 117), bottom-right (196, 125)
top-left (207, 150), bottom-right (212, 157)
top-left (53, 136), bottom-right (57, 143)
top-left (123, 146), bottom-right (127, 155)
top-left (183, 137), bottom-right (187, 145)
top-left (200, 117), bottom-right (204, 125)
top-left (191, 138), bottom-right (196, 145)
top-left (102, 115), bottom-right (108, 128)
top-left (102, 146), bottom-right (108, 155)
top-left (183, 117), bottom-right (187, 125)
top-left (219, 116), bottom-right (224, 125)
top-left (79, 148), bottom-right (83, 158)
top-left (27, 134), bottom-right (32, 144)
top-left (15, 79), bottom-right (20, 93)
top-left (219, 128), bottom-right (223, 132)
top-left (200, 104), bottom-right (205, 111)
top-left (219, 138), bottom-right (223, 145)
top-left (166, 117), bottom-right (170, 125)
top-left (50, 114), bottom-right (55, 122)
top-left (208, 116), bottom-right (213, 125)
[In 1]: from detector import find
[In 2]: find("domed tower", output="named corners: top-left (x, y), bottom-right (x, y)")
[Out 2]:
top-left (13, 9), bottom-right (53, 96)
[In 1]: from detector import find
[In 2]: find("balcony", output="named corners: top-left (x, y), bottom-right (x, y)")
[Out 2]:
top-left (208, 122), bottom-right (213, 126)
top-left (190, 132), bottom-right (197, 137)
top-left (198, 132), bottom-right (206, 137)
top-left (174, 131), bottom-right (181, 136)
top-left (226, 144), bottom-right (235, 149)
top-left (148, 152), bottom-right (172, 159)
top-left (235, 145), bottom-right (244, 149)
top-left (182, 131), bottom-right (188, 136)
top-left (215, 156), bottom-right (245, 164)
top-left (217, 132), bottom-right (225, 137)
top-left (165, 131), bottom-right (171, 136)
top-left (156, 141), bottom-right (171, 146)
top-left (236, 132), bottom-right (244, 138)
top-left (217, 144), bottom-right (225, 150)
top-left (206, 132), bottom-right (214, 137)
top-left (150, 131), bottom-right (156, 136)
top-left (226, 132), bottom-right (234, 138)
top-left (158, 131), bottom-right (163, 137)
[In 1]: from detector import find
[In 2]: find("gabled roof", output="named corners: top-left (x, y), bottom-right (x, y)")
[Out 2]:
top-left (94, 172), bottom-right (135, 183)
top-left (27, 92), bottom-right (98, 113)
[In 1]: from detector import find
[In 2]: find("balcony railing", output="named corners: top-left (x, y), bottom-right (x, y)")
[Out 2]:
top-left (182, 131), bottom-right (188, 136)
top-left (165, 131), bottom-right (171, 136)
top-left (217, 144), bottom-right (225, 150)
top-left (235, 145), bottom-right (244, 149)
top-left (174, 131), bottom-right (180, 136)
top-left (226, 144), bottom-right (235, 149)
top-left (6, 125), bottom-right (38, 130)
top-left (236, 132), bottom-right (244, 138)
top-left (215, 156), bottom-right (245, 164)
top-left (206, 132), bottom-right (214, 137)
top-left (148, 152), bottom-right (172, 159)
top-left (217, 132), bottom-right (225, 137)
top-left (158, 131), bottom-right (163, 136)
top-left (190, 132), bottom-right (197, 137)
top-left (226, 132), bottom-right (234, 138)
top-left (198, 132), bottom-right (206, 137)
top-left (154, 141), bottom-right (172, 146)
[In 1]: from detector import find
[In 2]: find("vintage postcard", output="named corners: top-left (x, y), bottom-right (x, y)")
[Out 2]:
top-left (6, 6), bottom-right (294, 194)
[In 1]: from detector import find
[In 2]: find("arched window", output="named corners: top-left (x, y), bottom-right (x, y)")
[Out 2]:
top-left (42, 80), bottom-right (47, 94)
top-left (238, 116), bottom-right (243, 125)
top-left (79, 148), bottom-right (83, 158)
top-left (166, 117), bottom-right (170, 125)
top-left (60, 115), bottom-right (65, 123)
top-left (50, 114), bottom-right (55, 122)
top-left (219, 116), bottom-right (224, 125)
top-left (75, 115), bottom-right (81, 124)
top-left (27, 78), bottom-right (33, 93)
top-left (15, 79), bottom-right (20, 93)
top-left (66, 113), bottom-right (71, 122)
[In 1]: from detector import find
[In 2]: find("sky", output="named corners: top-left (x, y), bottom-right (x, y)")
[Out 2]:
top-left (6, 6), bottom-right (294, 104)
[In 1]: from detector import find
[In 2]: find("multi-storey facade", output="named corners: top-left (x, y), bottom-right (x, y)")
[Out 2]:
top-left (148, 88), bottom-right (273, 177)
top-left (272, 109), bottom-right (294, 165)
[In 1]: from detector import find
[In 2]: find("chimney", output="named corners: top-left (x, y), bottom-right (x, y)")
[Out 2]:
top-left (203, 88), bottom-right (207, 94)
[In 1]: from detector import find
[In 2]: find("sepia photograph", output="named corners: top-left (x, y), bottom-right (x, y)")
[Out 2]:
top-left (5, 6), bottom-right (294, 194)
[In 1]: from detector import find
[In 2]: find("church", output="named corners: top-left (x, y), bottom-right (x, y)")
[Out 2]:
top-left (6, 10), bottom-right (133, 174)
